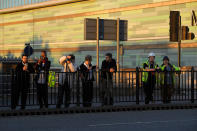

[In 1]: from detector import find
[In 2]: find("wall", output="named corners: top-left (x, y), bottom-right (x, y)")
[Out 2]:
top-left (0, 0), bottom-right (197, 68)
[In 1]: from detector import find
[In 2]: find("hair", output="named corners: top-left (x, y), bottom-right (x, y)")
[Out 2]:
top-left (69, 54), bottom-right (75, 60)
top-left (85, 55), bottom-right (92, 61)
top-left (22, 54), bottom-right (28, 58)
top-left (105, 53), bottom-right (112, 58)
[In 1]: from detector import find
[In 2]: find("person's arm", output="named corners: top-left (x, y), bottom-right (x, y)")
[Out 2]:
top-left (15, 63), bottom-right (23, 72)
top-left (68, 63), bottom-right (76, 72)
top-left (35, 62), bottom-right (41, 73)
top-left (45, 60), bottom-right (51, 71)
top-left (113, 60), bottom-right (117, 72)
top-left (101, 61), bottom-right (109, 72)
top-left (173, 65), bottom-right (180, 71)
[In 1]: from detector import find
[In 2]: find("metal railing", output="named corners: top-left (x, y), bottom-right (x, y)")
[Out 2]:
top-left (0, 69), bottom-right (196, 109)
top-left (0, 0), bottom-right (52, 9)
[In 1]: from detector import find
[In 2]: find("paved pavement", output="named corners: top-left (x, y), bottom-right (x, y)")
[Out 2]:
top-left (0, 109), bottom-right (197, 131)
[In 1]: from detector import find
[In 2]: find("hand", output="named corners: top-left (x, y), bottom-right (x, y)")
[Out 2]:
top-left (110, 68), bottom-right (115, 72)
top-left (23, 66), bottom-right (28, 71)
top-left (88, 66), bottom-right (92, 70)
top-left (66, 60), bottom-right (71, 64)
top-left (156, 67), bottom-right (160, 70)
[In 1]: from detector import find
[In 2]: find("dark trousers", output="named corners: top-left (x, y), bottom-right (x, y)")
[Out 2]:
top-left (101, 79), bottom-right (113, 106)
top-left (57, 81), bottom-right (70, 108)
top-left (143, 78), bottom-right (155, 104)
top-left (82, 81), bottom-right (93, 107)
top-left (11, 83), bottom-right (29, 109)
top-left (37, 84), bottom-right (48, 108)
top-left (161, 85), bottom-right (174, 103)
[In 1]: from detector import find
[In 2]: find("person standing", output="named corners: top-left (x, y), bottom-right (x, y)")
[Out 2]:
top-left (142, 52), bottom-right (160, 104)
top-left (35, 50), bottom-right (51, 109)
top-left (101, 53), bottom-right (117, 106)
top-left (11, 54), bottom-right (34, 110)
top-left (57, 55), bottom-right (76, 108)
top-left (160, 56), bottom-right (180, 103)
top-left (79, 55), bottom-right (96, 107)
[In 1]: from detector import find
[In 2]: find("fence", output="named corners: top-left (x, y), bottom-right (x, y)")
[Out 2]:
top-left (0, 68), bottom-right (197, 108)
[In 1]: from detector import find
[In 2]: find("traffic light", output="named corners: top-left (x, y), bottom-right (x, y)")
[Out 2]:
top-left (170, 11), bottom-right (180, 42)
top-left (181, 26), bottom-right (195, 40)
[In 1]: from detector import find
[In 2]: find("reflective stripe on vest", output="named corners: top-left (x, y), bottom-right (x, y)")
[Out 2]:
top-left (142, 61), bottom-right (158, 82)
top-left (48, 71), bottom-right (56, 88)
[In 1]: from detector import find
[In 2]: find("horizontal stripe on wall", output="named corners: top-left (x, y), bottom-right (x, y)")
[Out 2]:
top-left (1, 42), bottom-right (197, 54)
top-left (0, 0), bottom-right (197, 27)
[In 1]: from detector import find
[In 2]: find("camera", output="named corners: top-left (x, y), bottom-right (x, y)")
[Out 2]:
top-left (65, 58), bottom-right (71, 62)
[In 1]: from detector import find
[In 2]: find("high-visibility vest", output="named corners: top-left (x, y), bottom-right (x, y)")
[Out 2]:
top-left (159, 64), bottom-right (180, 85)
top-left (48, 71), bottom-right (56, 88)
top-left (142, 60), bottom-right (158, 83)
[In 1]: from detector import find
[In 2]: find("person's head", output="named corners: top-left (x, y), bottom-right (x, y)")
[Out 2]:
top-left (148, 52), bottom-right (155, 63)
top-left (163, 56), bottom-right (169, 65)
top-left (22, 54), bottom-right (28, 63)
top-left (85, 55), bottom-right (92, 65)
top-left (41, 50), bottom-right (47, 58)
top-left (69, 54), bottom-right (75, 63)
top-left (105, 53), bottom-right (112, 62)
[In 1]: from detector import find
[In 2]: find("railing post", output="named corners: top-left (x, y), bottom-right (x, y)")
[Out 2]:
top-left (191, 67), bottom-right (194, 103)
top-left (136, 67), bottom-right (139, 104)
top-left (76, 71), bottom-right (80, 107)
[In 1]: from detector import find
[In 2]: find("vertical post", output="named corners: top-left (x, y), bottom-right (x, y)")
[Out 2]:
top-left (178, 16), bottom-right (181, 67)
top-left (191, 67), bottom-right (194, 103)
top-left (178, 16), bottom-right (181, 94)
top-left (136, 67), bottom-right (139, 104)
top-left (96, 17), bottom-right (99, 71)
top-left (76, 71), bottom-right (80, 106)
top-left (96, 17), bottom-right (100, 87)
top-left (117, 18), bottom-right (120, 72)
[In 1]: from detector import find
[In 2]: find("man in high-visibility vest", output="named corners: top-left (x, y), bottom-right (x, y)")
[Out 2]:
top-left (142, 52), bottom-right (160, 104)
top-left (160, 56), bottom-right (180, 103)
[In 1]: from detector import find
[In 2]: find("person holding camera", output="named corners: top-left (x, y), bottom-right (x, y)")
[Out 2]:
top-left (35, 50), bottom-right (51, 109)
top-left (11, 54), bottom-right (35, 110)
top-left (57, 54), bottom-right (76, 108)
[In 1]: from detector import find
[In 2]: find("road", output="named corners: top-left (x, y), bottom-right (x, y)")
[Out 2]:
top-left (0, 109), bottom-right (197, 131)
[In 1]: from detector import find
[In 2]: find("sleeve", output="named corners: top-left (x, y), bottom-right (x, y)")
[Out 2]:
top-left (15, 63), bottom-right (23, 72)
top-left (113, 60), bottom-right (117, 72)
top-left (45, 61), bottom-right (51, 71)
top-left (143, 63), bottom-right (147, 69)
top-left (173, 65), bottom-right (180, 71)
top-left (68, 63), bottom-right (76, 72)
top-left (35, 62), bottom-right (40, 72)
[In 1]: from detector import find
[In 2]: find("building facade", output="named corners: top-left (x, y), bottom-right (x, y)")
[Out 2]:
top-left (0, 0), bottom-right (197, 68)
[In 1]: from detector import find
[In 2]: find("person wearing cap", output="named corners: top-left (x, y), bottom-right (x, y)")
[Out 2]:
top-left (142, 52), bottom-right (160, 104)
top-left (79, 55), bottom-right (96, 107)
top-left (160, 56), bottom-right (180, 103)
top-left (101, 53), bottom-right (117, 106)
top-left (56, 54), bottom-right (76, 109)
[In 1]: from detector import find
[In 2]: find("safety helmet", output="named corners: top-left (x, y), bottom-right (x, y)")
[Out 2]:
top-left (148, 52), bottom-right (155, 57)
